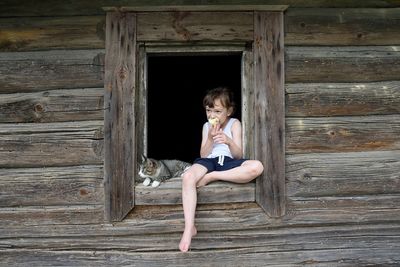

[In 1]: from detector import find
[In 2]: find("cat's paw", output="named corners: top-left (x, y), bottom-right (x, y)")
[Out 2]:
top-left (143, 178), bottom-right (152, 186)
top-left (151, 180), bottom-right (161, 187)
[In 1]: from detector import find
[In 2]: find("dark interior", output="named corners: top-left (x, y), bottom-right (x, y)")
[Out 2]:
top-left (147, 53), bottom-right (242, 163)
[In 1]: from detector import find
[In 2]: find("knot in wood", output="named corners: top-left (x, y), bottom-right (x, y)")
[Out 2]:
top-left (119, 67), bottom-right (128, 80)
top-left (34, 103), bottom-right (44, 112)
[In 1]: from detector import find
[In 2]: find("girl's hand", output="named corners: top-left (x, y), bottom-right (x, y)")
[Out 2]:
top-left (212, 129), bottom-right (231, 145)
top-left (208, 123), bottom-right (220, 139)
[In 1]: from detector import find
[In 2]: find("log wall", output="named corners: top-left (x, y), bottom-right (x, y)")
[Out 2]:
top-left (0, 1), bottom-right (399, 266)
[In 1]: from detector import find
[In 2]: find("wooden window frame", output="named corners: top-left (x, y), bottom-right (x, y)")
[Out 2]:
top-left (104, 6), bottom-right (287, 222)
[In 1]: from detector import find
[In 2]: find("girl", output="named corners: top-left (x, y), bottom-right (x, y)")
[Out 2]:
top-left (179, 87), bottom-right (264, 252)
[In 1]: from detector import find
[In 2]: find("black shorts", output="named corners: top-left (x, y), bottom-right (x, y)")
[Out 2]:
top-left (193, 156), bottom-right (247, 173)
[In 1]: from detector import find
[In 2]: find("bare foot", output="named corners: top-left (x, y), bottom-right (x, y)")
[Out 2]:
top-left (179, 226), bottom-right (197, 252)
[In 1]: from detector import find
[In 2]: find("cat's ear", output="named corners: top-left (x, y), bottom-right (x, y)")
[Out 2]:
top-left (140, 154), bottom-right (146, 163)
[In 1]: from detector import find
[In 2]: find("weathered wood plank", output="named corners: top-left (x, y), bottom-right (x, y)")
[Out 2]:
top-left (0, 165), bottom-right (103, 207)
top-left (286, 46), bottom-right (400, 82)
top-left (0, 121), bottom-right (103, 167)
top-left (135, 178), bottom-right (255, 205)
top-left (1, 246), bottom-right (399, 267)
top-left (104, 12), bottom-right (136, 222)
top-left (285, 8), bottom-right (400, 45)
top-left (1, 47), bottom-right (398, 93)
top-left (106, 5), bottom-right (288, 12)
top-left (286, 150), bottom-right (400, 197)
top-left (2, 202), bottom-right (399, 238)
top-left (286, 115), bottom-right (400, 153)
top-left (286, 81), bottom-right (400, 117)
top-left (1, 80), bottom-right (398, 124)
top-left (0, 88), bottom-right (104, 123)
top-left (137, 12), bottom-right (253, 42)
top-left (1, 224), bottom-right (399, 255)
top-left (254, 11), bottom-right (286, 217)
top-left (1, 8), bottom-right (399, 51)
top-left (0, 205), bottom-right (104, 226)
top-left (0, 1), bottom-right (398, 17)
top-left (0, 49), bottom-right (104, 93)
top-left (0, 16), bottom-right (105, 51)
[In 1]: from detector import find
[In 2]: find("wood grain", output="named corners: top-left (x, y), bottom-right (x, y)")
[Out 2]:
top-left (0, 165), bottom-right (103, 207)
top-left (286, 115), bottom-right (400, 153)
top-left (0, 50), bottom-right (104, 93)
top-left (0, 88), bottom-right (104, 123)
top-left (0, 121), bottom-right (103, 167)
top-left (104, 12), bottom-right (136, 221)
top-left (135, 178), bottom-right (255, 205)
top-left (286, 81), bottom-right (400, 117)
top-left (253, 11), bottom-right (286, 217)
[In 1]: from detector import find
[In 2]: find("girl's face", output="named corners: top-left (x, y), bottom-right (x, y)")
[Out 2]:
top-left (205, 99), bottom-right (232, 126)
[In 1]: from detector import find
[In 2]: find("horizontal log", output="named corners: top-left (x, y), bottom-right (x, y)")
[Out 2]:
top-left (2, 201), bottom-right (399, 238)
top-left (0, 1), bottom-right (398, 17)
top-left (0, 121), bottom-right (104, 167)
top-left (286, 81), bottom-right (400, 116)
top-left (0, 50), bottom-right (104, 93)
top-left (286, 115), bottom-right (400, 153)
top-left (0, 88), bottom-right (104, 123)
top-left (1, 116), bottom-right (398, 167)
top-left (285, 8), bottom-right (400, 45)
top-left (0, 205), bottom-right (104, 226)
top-left (137, 12), bottom-right (253, 42)
top-left (1, 8), bottom-right (399, 51)
top-left (1, 246), bottom-right (399, 267)
top-left (286, 46), bottom-right (400, 82)
top-left (1, 224), bottom-right (399, 255)
top-left (0, 16), bottom-right (105, 51)
top-left (0, 47), bottom-right (398, 93)
top-left (286, 150), bottom-right (400, 197)
top-left (1, 80), bottom-right (398, 123)
top-left (1, 47), bottom-right (398, 94)
top-left (0, 165), bottom-right (103, 207)
top-left (135, 178), bottom-right (255, 205)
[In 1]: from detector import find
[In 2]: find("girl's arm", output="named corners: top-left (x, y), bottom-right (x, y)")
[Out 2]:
top-left (226, 120), bottom-right (243, 159)
top-left (200, 123), bottom-right (214, 158)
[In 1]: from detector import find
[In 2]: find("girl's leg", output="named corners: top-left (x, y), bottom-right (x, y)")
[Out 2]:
top-left (179, 164), bottom-right (208, 252)
top-left (197, 160), bottom-right (263, 187)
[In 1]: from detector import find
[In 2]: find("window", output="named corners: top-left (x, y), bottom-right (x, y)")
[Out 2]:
top-left (104, 6), bottom-right (287, 221)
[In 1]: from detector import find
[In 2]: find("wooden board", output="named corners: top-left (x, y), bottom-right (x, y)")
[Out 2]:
top-left (286, 115), bottom-right (400, 153)
top-left (135, 178), bottom-right (255, 205)
top-left (0, 121), bottom-right (103, 167)
top-left (286, 46), bottom-right (400, 82)
top-left (253, 11), bottom-right (286, 217)
top-left (0, 1), bottom-right (398, 17)
top-left (1, 47), bottom-right (399, 93)
top-left (1, 81), bottom-right (398, 123)
top-left (285, 8), bottom-right (400, 45)
top-left (104, 12), bottom-right (136, 222)
top-left (137, 12), bottom-right (253, 42)
top-left (1, 8), bottom-right (399, 51)
top-left (0, 165), bottom-right (103, 207)
top-left (0, 88), bottom-right (104, 123)
top-left (286, 150), bottom-right (400, 197)
top-left (0, 49), bottom-right (104, 93)
top-left (286, 81), bottom-right (400, 117)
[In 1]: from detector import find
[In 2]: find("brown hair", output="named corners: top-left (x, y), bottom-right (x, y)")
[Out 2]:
top-left (203, 87), bottom-right (236, 115)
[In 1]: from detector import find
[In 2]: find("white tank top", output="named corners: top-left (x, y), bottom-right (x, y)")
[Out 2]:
top-left (205, 118), bottom-right (236, 159)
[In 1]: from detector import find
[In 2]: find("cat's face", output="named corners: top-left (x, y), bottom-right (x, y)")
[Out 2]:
top-left (138, 156), bottom-right (158, 178)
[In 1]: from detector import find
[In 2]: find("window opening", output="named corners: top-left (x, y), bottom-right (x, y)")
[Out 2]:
top-left (147, 54), bottom-right (242, 163)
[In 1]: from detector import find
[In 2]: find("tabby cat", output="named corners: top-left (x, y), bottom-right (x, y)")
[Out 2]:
top-left (138, 155), bottom-right (192, 187)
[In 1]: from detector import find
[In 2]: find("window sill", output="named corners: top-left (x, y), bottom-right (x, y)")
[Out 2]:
top-left (135, 177), bottom-right (255, 205)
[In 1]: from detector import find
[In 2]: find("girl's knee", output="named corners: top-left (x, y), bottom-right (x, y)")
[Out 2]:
top-left (182, 171), bottom-right (196, 187)
top-left (249, 160), bottom-right (264, 177)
